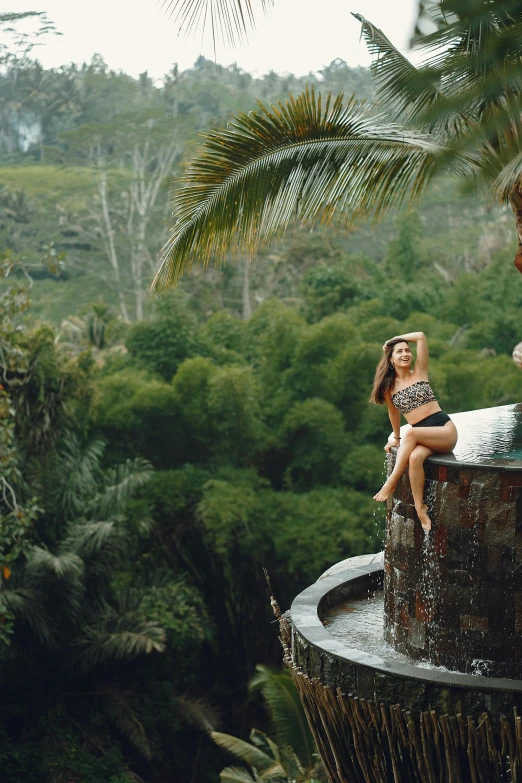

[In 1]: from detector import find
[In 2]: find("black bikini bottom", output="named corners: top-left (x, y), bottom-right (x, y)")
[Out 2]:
top-left (412, 411), bottom-right (451, 428)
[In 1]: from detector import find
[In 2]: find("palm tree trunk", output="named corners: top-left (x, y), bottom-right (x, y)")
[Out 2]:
top-left (510, 190), bottom-right (522, 273)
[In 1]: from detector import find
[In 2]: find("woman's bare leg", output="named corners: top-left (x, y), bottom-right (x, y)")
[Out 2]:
top-left (373, 422), bottom-right (457, 502)
top-left (408, 444), bottom-right (433, 531)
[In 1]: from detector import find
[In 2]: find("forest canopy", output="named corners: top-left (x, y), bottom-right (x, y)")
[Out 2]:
top-left (1, 10), bottom-right (522, 782)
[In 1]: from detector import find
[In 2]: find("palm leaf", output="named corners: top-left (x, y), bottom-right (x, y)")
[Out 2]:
top-left (161, 0), bottom-right (273, 48)
top-left (27, 546), bottom-right (84, 581)
top-left (0, 586), bottom-right (55, 645)
top-left (250, 728), bottom-right (281, 761)
top-left (64, 519), bottom-right (127, 560)
top-left (90, 457), bottom-right (153, 518)
top-left (353, 13), bottom-right (446, 127)
top-left (150, 87), bottom-right (445, 292)
top-left (52, 435), bottom-right (105, 519)
top-left (104, 685), bottom-right (154, 759)
top-left (211, 731), bottom-right (284, 773)
top-left (219, 766), bottom-right (257, 783)
top-left (490, 150), bottom-right (522, 202)
top-left (249, 665), bottom-right (314, 770)
top-left (76, 607), bottom-right (166, 670)
top-left (174, 693), bottom-right (219, 731)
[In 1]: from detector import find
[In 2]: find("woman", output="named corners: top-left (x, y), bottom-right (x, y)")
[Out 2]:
top-left (369, 331), bottom-right (457, 531)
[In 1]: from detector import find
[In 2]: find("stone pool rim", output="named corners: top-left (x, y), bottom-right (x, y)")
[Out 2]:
top-left (290, 553), bottom-right (522, 695)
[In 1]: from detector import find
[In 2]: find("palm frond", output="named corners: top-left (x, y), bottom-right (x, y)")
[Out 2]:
top-left (249, 729), bottom-right (281, 763)
top-left (26, 546), bottom-right (84, 581)
top-left (0, 587), bottom-right (55, 646)
top-left (150, 88), bottom-right (446, 292)
top-left (64, 519), bottom-right (127, 560)
top-left (90, 458), bottom-right (153, 518)
top-left (124, 771), bottom-right (146, 783)
top-left (104, 686), bottom-right (153, 759)
top-left (353, 13), bottom-right (446, 127)
top-left (211, 731), bottom-right (283, 773)
top-left (417, 0), bottom-right (522, 56)
top-left (52, 435), bottom-right (105, 519)
top-left (75, 608), bottom-right (166, 670)
top-left (161, 0), bottom-right (273, 48)
top-left (174, 693), bottom-right (219, 731)
top-left (490, 150), bottom-right (522, 202)
top-left (219, 766), bottom-right (257, 783)
top-left (249, 665), bottom-right (315, 770)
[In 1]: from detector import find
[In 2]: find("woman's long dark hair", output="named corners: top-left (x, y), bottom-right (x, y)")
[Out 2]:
top-left (369, 338), bottom-right (410, 404)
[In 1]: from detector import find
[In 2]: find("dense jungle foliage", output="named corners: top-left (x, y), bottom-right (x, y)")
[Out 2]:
top-left (1, 12), bottom-right (522, 783)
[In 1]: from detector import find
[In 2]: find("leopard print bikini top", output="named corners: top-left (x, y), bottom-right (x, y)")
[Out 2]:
top-left (391, 380), bottom-right (437, 414)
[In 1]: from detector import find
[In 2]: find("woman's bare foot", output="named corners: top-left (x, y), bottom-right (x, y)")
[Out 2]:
top-left (373, 481), bottom-right (396, 502)
top-left (417, 503), bottom-right (432, 532)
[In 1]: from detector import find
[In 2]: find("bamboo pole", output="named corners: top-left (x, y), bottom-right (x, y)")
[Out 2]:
top-left (352, 697), bottom-right (379, 782)
top-left (467, 716), bottom-right (479, 783)
top-left (515, 712), bottom-right (522, 781)
top-left (381, 703), bottom-right (402, 783)
top-left (391, 705), bottom-right (418, 783)
top-left (312, 678), bottom-right (348, 783)
top-left (484, 713), bottom-right (501, 783)
top-left (287, 651), bottom-right (522, 783)
top-left (419, 712), bottom-right (437, 783)
top-left (468, 718), bottom-right (485, 783)
top-left (500, 715), bottom-right (515, 783)
top-left (337, 693), bottom-right (372, 783)
top-left (406, 710), bottom-right (433, 783)
top-left (366, 700), bottom-right (389, 782)
top-left (336, 691), bottom-right (367, 783)
top-left (295, 672), bottom-right (340, 783)
top-left (430, 710), bottom-right (445, 783)
top-left (322, 685), bottom-right (358, 783)
top-left (440, 715), bottom-right (460, 783)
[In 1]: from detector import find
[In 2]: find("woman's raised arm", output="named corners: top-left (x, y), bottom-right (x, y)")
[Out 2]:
top-left (384, 332), bottom-right (428, 375)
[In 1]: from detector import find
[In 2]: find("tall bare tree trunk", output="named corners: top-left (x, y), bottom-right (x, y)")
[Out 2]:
top-left (242, 256), bottom-right (252, 320)
top-left (98, 170), bottom-right (130, 321)
top-left (128, 142), bottom-right (180, 320)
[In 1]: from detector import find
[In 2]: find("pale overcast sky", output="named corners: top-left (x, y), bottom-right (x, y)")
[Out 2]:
top-left (3, 0), bottom-right (419, 79)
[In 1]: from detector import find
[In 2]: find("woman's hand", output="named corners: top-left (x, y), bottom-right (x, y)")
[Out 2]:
top-left (384, 437), bottom-right (400, 453)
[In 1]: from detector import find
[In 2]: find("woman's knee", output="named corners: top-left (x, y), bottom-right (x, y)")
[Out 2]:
top-left (403, 428), bottom-right (416, 445)
top-left (409, 447), bottom-right (425, 467)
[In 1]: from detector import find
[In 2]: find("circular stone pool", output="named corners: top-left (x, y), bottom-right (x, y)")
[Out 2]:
top-left (287, 404), bottom-right (522, 782)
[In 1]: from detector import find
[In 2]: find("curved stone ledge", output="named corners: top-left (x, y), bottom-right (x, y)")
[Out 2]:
top-left (290, 555), bottom-right (522, 718)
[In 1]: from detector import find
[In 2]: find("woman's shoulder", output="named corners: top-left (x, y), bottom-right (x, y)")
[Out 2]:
top-left (391, 372), bottom-right (417, 394)
top-left (408, 370), bottom-right (429, 384)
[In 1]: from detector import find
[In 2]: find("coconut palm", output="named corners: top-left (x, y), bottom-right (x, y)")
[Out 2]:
top-left (151, 0), bottom-right (522, 292)
top-left (211, 664), bottom-right (325, 783)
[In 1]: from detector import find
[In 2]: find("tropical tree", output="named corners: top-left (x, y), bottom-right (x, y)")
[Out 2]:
top-left (62, 111), bottom-right (194, 320)
top-left (151, 0), bottom-right (522, 292)
top-left (0, 435), bottom-right (208, 779)
top-left (211, 664), bottom-right (324, 783)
